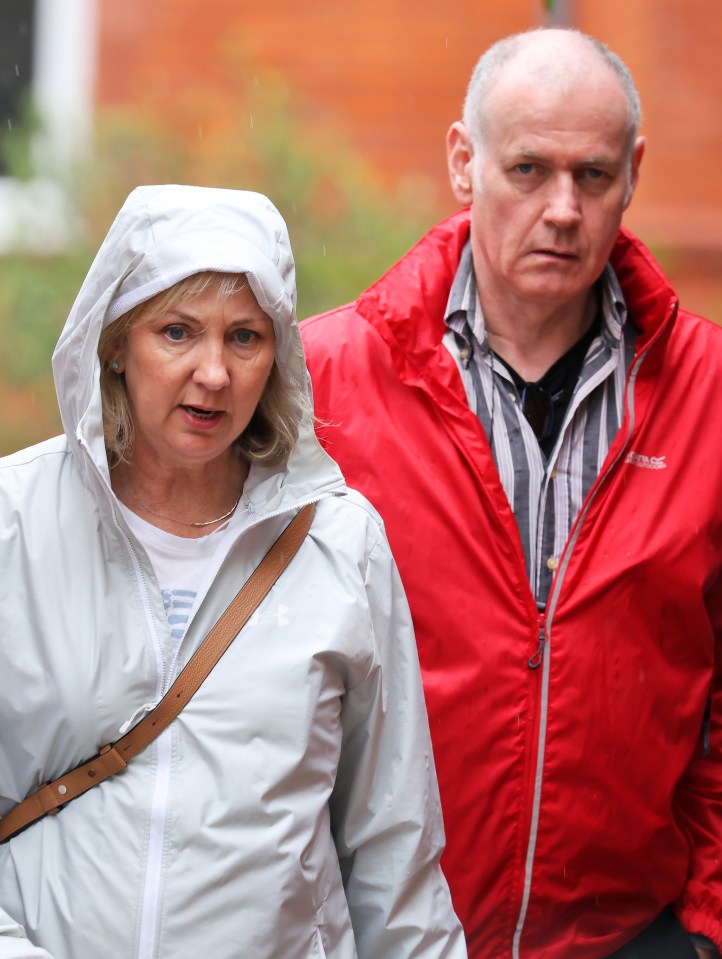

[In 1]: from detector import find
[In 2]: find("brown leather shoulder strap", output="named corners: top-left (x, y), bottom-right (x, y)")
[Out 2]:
top-left (0, 502), bottom-right (315, 843)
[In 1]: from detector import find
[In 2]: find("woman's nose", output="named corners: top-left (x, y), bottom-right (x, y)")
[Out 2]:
top-left (192, 340), bottom-right (231, 389)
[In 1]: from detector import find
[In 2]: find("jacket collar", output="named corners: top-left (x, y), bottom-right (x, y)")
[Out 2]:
top-left (355, 208), bottom-right (679, 380)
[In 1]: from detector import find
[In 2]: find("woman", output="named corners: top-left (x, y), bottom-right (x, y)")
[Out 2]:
top-left (0, 185), bottom-right (466, 959)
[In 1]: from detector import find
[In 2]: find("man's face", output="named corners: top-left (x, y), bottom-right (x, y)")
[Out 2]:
top-left (448, 60), bottom-right (644, 314)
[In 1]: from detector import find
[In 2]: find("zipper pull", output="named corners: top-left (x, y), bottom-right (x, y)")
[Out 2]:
top-left (528, 623), bottom-right (546, 670)
top-left (118, 701), bottom-right (157, 735)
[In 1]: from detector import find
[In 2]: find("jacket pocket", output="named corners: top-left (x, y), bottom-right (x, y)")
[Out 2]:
top-left (311, 891), bottom-right (358, 958)
top-left (313, 926), bottom-right (328, 959)
top-left (313, 901), bottom-right (328, 958)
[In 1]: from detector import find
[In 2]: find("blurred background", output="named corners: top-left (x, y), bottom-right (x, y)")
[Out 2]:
top-left (1, 0), bottom-right (720, 453)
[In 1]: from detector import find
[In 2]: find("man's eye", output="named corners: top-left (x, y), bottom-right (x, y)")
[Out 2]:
top-left (516, 163), bottom-right (536, 175)
top-left (165, 325), bottom-right (186, 341)
top-left (584, 168), bottom-right (605, 180)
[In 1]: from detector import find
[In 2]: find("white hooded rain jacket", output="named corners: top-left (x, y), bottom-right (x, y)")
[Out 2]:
top-left (0, 185), bottom-right (466, 959)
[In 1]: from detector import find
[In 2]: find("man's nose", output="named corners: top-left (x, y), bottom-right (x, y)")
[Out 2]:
top-left (543, 174), bottom-right (582, 229)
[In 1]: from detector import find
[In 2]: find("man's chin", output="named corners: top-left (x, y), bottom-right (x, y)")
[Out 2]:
top-left (513, 276), bottom-right (589, 306)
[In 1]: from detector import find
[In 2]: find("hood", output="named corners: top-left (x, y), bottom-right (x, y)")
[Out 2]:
top-left (52, 184), bottom-right (344, 514)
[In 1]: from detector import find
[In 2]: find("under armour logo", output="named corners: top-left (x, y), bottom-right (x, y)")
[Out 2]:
top-left (247, 604), bottom-right (289, 628)
top-left (271, 604), bottom-right (289, 627)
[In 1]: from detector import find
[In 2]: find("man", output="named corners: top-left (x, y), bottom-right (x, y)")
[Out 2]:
top-left (301, 27), bottom-right (722, 959)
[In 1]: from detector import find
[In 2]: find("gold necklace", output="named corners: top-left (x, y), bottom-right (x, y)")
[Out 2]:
top-left (119, 481), bottom-right (241, 528)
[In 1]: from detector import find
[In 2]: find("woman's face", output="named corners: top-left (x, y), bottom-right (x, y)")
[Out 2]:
top-left (119, 282), bottom-right (276, 472)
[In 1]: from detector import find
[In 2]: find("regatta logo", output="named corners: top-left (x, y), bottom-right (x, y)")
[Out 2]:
top-left (625, 451), bottom-right (667, 470)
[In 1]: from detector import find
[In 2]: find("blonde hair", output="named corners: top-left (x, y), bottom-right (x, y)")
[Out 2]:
top-left (97, 271), bottom-right (304, 468)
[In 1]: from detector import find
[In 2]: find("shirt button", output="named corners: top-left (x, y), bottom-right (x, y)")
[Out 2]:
top-left (550, 468), bottom-right (558, 480)
top-left (459, 347), bottom-right (470, 359)
top-left (546, 556), bottom-right (558, 571)
top-left (508, 392), bottom-right (517, 402)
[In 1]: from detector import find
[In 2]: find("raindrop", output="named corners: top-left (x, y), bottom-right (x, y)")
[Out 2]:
top-left (7, 119), bottom-right (11, 131)
top-left (197, 124), bottom-right (203, 139)
top-left (322, 244), bottom-right (326, 257)
top-left (14, 65), bottom-right (19, 77)
top-left (250, 115), bottom-right (254, 129)
top-left (445, 36), bottom-right (449, 48)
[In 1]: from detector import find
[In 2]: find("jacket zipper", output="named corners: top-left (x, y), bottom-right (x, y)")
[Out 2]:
top-left (528, 622), bottom-right (545, 670)
top-left (513, 613), bottom-right (550, 959)
top-left (510, 329), bottom-right (661, 958)
top-left (129, 495), bottom-right (326, 959)
top-left (133, 494), bottom-right (329, 959)
top-left (112, 516), bottom-right (171, 959)
top-left (75, 438), bottom-right (179, 959)
top-left (79, 452), bottom-right (329, 959)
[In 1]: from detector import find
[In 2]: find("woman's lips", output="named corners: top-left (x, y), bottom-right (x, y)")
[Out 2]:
top-left (181, 405), bottom-right (224, 428)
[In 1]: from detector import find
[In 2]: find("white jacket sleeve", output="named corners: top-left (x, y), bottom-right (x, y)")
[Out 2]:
top-left (330, 527), bottom-right (467, 959)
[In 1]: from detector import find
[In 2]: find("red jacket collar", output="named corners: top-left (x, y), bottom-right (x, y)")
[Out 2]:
top-left (356, 208), bottom-right (678, 363)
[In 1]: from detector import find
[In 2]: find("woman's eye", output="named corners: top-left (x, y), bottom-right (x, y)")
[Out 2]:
top-left (234, 328), bottom-right (256, 345)
top-left (165, 325), bottom-right (186, 342)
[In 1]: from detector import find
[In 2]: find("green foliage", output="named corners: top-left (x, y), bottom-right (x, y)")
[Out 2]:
top-left (0, 252), bottom-right (91, 452)
top-left (0, 92), bottom-right (42, 182)
top-left (0, 72), bottom-right (444, 455)
top-left (0, 254), bottom-right (89, 382)
top-left (73, 74), bottom-right (443, 317)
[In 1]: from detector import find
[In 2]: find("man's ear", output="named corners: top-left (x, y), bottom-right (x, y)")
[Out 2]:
top-left (624, 135), bottom-right (646, 209)
top-left (447, 122), bottom-right (476, 206)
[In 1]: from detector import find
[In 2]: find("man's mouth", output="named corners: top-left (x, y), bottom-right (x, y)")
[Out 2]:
top-left (534, 249), bottom-right (577, 260)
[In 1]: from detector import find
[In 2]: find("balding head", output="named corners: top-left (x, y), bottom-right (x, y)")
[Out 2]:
top-left (462, 29), bottom-right (641, 156)
top-left (445, 26), bottom-right (646, 324)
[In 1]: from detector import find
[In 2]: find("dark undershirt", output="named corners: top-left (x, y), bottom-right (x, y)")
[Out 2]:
top-left (493, 314), bottom-right (602, 458)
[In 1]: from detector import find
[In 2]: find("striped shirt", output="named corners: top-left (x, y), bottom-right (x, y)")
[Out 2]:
top-left (443, 240), bottom-right (637, 608)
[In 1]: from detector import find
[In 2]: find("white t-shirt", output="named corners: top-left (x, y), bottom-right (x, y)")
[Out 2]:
top-left (118, 502), bottom-right (230, 658)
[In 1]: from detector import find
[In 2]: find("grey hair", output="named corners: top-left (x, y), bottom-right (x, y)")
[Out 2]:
top-left (97, 271), bottom-right (306, 468)
top-left (462, 28), bottom-right (641, 153)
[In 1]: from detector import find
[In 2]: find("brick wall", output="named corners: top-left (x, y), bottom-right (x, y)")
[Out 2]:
top-left (579, 0), bottom-right (722, 320)
top-left (96, 0), bottom-right (722, 321)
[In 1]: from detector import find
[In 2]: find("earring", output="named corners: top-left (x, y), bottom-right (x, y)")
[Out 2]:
top-left (111, 361), bottom-right (120, 371)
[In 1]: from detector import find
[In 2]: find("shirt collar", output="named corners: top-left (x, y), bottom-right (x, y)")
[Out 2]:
top-left (444, 237), bottom-right (628, 356)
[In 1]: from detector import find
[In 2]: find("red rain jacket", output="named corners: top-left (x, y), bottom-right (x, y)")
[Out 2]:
top-left (301, 210), bottom-right (722, 958)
